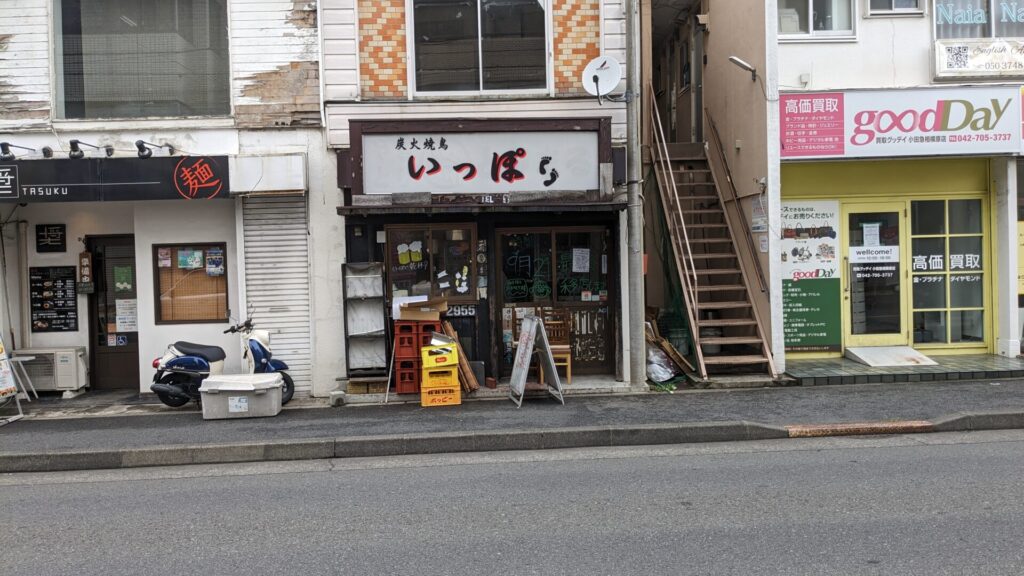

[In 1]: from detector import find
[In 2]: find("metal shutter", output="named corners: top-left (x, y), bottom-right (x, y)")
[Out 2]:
top-left (242, 196), bottom-right (312, 394)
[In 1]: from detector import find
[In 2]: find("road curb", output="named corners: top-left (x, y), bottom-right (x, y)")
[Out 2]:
top-left (0, 421), bottom-right (784, 473)
top-left (2, 412), bottom-right (1022, 473)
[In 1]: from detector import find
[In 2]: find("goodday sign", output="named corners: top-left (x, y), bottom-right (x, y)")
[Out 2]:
top-left (780, 86), bottom-right (1024, 159)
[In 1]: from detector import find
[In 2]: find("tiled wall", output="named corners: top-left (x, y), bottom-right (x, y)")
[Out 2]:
top-left (553, 0), bottom-right (601, 96)
top-left (357, 0), bottom-right (408, 99)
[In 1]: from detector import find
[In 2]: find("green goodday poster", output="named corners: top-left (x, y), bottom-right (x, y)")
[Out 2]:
top-left (781, 200), bottom-right (842, 352)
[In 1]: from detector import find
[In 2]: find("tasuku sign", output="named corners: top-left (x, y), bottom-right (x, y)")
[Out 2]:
top-left (780, 86), bottom-right (1021, 159)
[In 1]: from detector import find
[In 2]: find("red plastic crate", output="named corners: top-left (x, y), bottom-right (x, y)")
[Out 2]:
top-left (417, 321), bottom-right (442, 336)
top-left (395, 321), bottom-right (419, 336)
top-left (418, 331), bottom-right (436, 348)
top-left (394, 362), bottom-right (420, 395)
top-left (394, 333), bottom-right (419, 359)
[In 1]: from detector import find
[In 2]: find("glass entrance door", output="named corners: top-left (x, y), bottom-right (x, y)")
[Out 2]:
top-left (843, 203), bottom-right (908, 347)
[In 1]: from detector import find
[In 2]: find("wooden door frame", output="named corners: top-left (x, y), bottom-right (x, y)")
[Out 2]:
top-left (494, 225), bottom-right (617, 377)
top-left (86, 234), bottom-right (138, 390)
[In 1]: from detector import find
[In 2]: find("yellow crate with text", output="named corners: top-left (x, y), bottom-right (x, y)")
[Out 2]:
top-left (420, 367), bottom-right (461, 407)
top-left (421, 344), bottom-right (458, 368)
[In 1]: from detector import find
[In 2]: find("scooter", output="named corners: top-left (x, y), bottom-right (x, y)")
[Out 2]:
top-left (150, 319), bottom-right (295, 407)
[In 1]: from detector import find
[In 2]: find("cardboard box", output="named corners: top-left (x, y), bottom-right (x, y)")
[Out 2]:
top-left (398, 298), bottom-right (448, 321)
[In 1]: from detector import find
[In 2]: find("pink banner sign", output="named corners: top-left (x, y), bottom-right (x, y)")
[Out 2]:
top-left (780, 93), bottom-right (845, 158)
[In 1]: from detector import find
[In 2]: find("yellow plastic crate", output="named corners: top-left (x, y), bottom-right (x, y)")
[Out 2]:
top-left (421, 366), bottom-right (458, 388)
top-left (421, 344), bottom-right (458, 368)
top-left (420, 383), bottom-right (461, 407)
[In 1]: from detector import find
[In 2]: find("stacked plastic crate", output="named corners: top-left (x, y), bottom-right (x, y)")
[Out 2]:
top-left (393, 320), bottom-right (442, 394)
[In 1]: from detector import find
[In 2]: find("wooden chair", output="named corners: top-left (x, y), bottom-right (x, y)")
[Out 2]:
top-left (537, 308), bottom-right (572, 386)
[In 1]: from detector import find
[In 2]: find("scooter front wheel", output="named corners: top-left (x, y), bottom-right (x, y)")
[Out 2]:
top-left (279, 372), bottom-right (295, 405)
top-left (155, 374), bottom-right (191, 407)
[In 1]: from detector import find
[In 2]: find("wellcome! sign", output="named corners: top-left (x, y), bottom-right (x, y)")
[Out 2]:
top-left (780, 86), bottom-right (1022, 159)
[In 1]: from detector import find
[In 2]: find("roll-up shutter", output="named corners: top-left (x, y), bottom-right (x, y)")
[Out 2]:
top-left (242, 196), bottom-right (312, 394)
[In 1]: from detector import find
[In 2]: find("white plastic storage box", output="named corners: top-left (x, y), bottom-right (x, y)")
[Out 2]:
top-left (198, 374), bottom-right (284, 420)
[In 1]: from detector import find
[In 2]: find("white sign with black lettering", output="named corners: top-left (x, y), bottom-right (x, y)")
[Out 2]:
top-left (850, 246), bottom-right (899, 264)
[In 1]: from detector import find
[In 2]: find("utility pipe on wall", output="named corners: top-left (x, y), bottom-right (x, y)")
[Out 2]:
top-left (626, 0), bottom-right (645, 386)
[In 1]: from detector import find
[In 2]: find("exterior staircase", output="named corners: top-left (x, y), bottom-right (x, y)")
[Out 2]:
top-left (649, 92), bottom-right (776, 380)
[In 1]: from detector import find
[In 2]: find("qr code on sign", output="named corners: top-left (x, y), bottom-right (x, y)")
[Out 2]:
top-left (945, 45), bottom-right (969, 69)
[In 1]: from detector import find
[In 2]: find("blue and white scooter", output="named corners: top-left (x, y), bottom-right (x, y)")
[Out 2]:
top-left (150, 319), bottom-right (294, 407)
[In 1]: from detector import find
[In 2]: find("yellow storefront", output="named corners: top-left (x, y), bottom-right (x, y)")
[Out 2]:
top-left (782, 157), bottom-right (996, 358)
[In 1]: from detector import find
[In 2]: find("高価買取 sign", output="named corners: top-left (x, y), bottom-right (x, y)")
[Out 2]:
top-left (780, 86), bottom-right (1022, 159)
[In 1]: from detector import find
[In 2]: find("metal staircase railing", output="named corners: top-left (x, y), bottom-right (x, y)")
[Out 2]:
top-left (647, 83), bottom-right (707, 379)
top-left (703, 111), bottom-right (778, 378)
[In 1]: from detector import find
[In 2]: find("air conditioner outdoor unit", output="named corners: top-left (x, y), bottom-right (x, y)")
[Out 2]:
top-left (16, 347), bottom-right (89, 396)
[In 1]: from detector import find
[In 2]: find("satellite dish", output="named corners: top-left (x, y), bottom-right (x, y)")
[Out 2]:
top-left (582, 57), bottom-right (622, 97)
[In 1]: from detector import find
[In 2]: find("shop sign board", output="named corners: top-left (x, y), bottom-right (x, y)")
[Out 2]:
top-left (780, 201), bottom-right (841, 352)
top-left (362, 132), bottom-right (600, 194)
top-left (29, 266), bottom-right (78, 332)
top-left (35, 224), bottom-right (66, 253)
top-left (0, 156), bottom-right (230, 202)
top-left (935, 39), bottom-right (1024, 79)
top-left (508, 316), bottom-right (565, 408)
top-left (780, 86), bottom-right (1021, 159)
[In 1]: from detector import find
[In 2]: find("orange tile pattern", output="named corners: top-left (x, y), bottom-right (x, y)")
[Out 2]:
top-left (358, 0), bottom-right (408, 99)
top-left (553, 0), bottom-right (601, 95)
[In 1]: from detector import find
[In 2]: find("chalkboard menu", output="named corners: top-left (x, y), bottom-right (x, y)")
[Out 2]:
top-left (29, 266), bottom-right (78, 332)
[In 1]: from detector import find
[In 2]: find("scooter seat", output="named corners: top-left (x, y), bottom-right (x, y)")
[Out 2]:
top-left (173, 341), bottom-right (227, 362)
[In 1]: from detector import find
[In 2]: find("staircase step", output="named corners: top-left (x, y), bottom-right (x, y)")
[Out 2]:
top-left (693, 268), bottom-right (742, 275)
top-left (696, 284), bottom-right (746, 291)
top-left (662, 142), bottom-right (706, 159)
top-left (698, 318), bottom-right (757, 327)
top-left (672, 168), bottom-right (711, 173)
top-left (678, 195), bottom-right (720, 201)
top-left (685, 223), bottom-right (728, 229)
top-left (681, 209), bottom-right (724, 214)
top-left (688, 237), bottom-right (734, 244)
top-left (700, 336), bottom-right (764, 345)
top-left (697, 301), bottom-right (751, 310)
top-left (688, 253), bottom-right (736, 259)
top-left (702, 355), bottom-right (769, 365)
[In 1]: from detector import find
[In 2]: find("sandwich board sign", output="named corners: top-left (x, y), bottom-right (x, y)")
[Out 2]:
top-left (508, 315), bottom-right (565, 408)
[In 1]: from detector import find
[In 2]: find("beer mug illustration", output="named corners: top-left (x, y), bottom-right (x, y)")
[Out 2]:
top-left (409, 241), bottom-right (423, 263)
top-left (397, 243), bottom-right (411, 265)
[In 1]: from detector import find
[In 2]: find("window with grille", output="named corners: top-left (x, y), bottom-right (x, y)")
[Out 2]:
top-left (411, 0), bottom-right (548, 93)
top-left (55, 0), bottom-right (230, 119)
top-left (154, 243), bottom-right (228, 323)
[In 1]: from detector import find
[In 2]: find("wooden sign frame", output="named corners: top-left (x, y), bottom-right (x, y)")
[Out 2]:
top-left (508, 315), bottom-right (565, 408)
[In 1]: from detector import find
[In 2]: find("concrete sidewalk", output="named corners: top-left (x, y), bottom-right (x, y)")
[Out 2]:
top-left (3, 379), bottom-right (1024, 472)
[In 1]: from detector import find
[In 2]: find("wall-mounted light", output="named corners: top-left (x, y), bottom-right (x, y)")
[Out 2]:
top-left (1, 142), bottom-right (36, 161)
top-left (41, 146), bottom-right (53, 158)
top-left (135, 140), bottom-right (176, 159)
top-left (69, 139), bottom-right (114, 159)
top-left (728, 56), bottom-right (757, 82)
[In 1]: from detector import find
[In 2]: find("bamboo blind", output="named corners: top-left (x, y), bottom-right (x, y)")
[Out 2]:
top-left (157, 245), bottom-right (227, 322)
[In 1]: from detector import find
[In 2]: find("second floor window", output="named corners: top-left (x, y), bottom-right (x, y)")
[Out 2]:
top-left (779, 0), bottom-right (854, 37)
top-left (412, 0), bottom-right (547, 93)
top-left (56, 0), bottom-right (230, 119)
top-left (935, 1), bottom-right (1024, 39)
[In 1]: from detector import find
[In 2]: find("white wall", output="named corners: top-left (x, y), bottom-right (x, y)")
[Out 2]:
top-left (15, 203), bottom-right (135, 353)
top-left (237, 128), bottom-right (345, 397)
top-left (134, 200), bottom-right (242, 390)
top-left (778, 13), bottom-right (934, 91)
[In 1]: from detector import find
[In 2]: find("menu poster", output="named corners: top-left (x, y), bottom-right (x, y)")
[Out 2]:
top-left (29, 266), bottom-right (78, 332)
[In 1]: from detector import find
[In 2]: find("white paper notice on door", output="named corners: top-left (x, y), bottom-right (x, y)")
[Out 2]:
top-left (572, 248), bottom-right (591, 273)
top-left (862, 222), bottom-right (881, 247)
top-left (850, 246), bottom-right (899, 264)
top-left (115, 299), bottom-right (138, 332)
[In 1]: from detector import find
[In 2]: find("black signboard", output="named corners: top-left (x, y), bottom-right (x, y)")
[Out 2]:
top-left (30, 267), bottom-right (78, 332)
top-left (0, 156), bottom-right (230, 203)
top-left (36, 224), bottom-right (66, 253)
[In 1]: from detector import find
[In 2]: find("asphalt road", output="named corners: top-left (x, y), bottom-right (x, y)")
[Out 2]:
top-left (4, 430), bottom-right (1024, 576)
